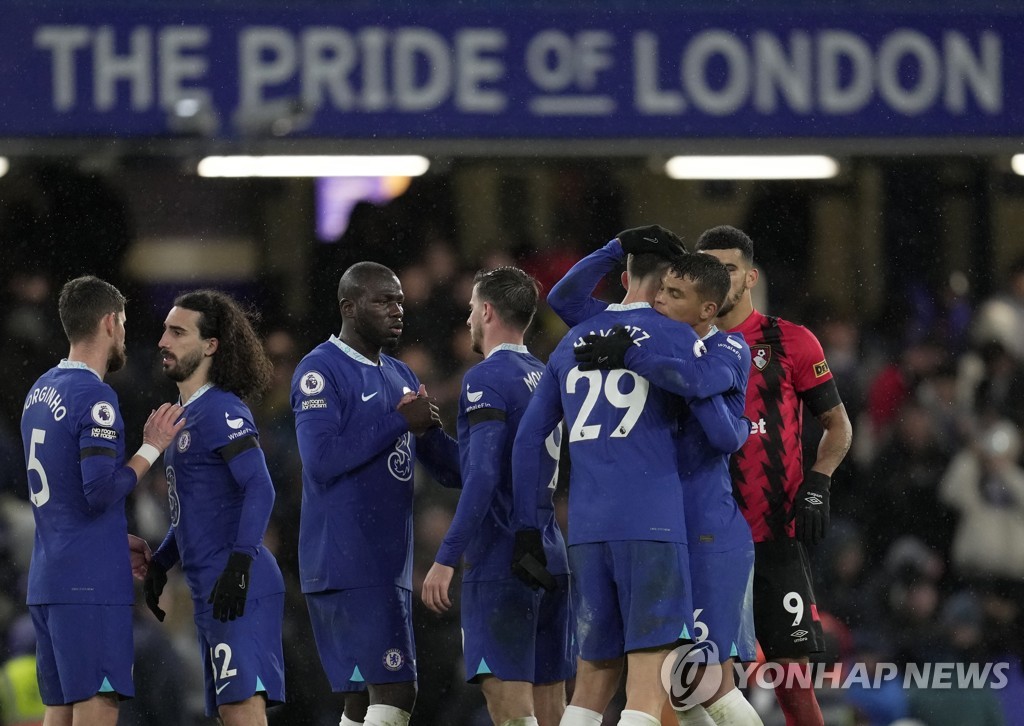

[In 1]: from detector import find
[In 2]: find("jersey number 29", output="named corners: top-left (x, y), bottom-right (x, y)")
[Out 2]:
top-left (565, 368), bottom-right (649, 443)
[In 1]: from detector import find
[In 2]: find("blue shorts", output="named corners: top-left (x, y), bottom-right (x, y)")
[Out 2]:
top-left (31, 603), bottom-right (134, 705)
top-left (568, 541), bottom-right (693, 661)
top-left (306, 586), bottom-right (417, 691)
top-left (461, 575), bottom-right (576, 685)
top-left (194, 593), bottom-right (286, 717)
top-left (689, 543), bottom-right (757, 662)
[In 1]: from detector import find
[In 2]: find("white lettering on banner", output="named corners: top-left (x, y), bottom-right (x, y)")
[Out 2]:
top-left (526, 29), bottom-right (615, 115)
top-left (242, 26), bottom-right (508, 113)
top-left (35, 24), bottom-right (211, 112)
top-left (31, 23), bottom-right (1002, 121)
top-left (635, 28), bottom-right (1001, 118)
top-left (159, 27), bottom-right (211, 109)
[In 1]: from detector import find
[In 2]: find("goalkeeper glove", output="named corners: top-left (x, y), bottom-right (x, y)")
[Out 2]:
top-left (617, 224), bottom-right (686, 258)
top-left (574, 324), bottom-right (633, 371)
top-left (143, 560), bottom-right (168, 622)
top-left (511, 529), bottom-right (557, 592)
top-left (793, 471), bottom-right (831, 546)
top-left (208, 552), bottom-right (253, 622)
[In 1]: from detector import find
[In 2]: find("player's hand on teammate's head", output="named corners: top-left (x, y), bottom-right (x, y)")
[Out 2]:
top-left (143, 560), bottom-right (169, 622)
top-left (616, 224), bottom-right (686, 258)
top-left (142, 402), bottom-right (187, 451)
top-left (398, 394), bottom-right (442, 436)
top-left (793, 471), bottom-right (831, 546)
top-left (208, 552), bottom-right (253, 622)
top-left (574, 324), bottom-right (634, 371)
top-left (511, 529), bottom-right (557, 592)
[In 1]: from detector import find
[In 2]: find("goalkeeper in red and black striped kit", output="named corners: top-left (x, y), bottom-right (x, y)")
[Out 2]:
top-left (697, 226), bottom-right (853, 726)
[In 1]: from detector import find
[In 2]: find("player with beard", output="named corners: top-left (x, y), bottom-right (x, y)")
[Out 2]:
top-left (21, 275), bottom-right (183, 726)
top-left (421, 267), bottom-right (574, 726)
top-left (572, 255), bottom-right (761, 725)
top-left (142, 289), bottom-right (286, 726)
top-left (512, 247), bottom-right (748, 726)
top-left (291, 261), bottom-right (461, 726)
top-left (694, 227), bottom-right (851, 726)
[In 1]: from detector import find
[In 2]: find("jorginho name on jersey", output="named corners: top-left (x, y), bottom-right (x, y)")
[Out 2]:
top-left (22, 361), bottom-right (133, 605)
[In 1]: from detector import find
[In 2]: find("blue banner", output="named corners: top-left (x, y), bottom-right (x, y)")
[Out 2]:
top-left (0, 6), bottom-right (1019, 139)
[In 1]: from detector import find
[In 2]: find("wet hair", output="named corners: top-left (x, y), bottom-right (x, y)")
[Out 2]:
top-left (337, 261), bottom-right (399, 304)
top-left (473, 266), bottom-right (539, 331)
top-left (668, 253), bottom-right (731, 308)
top-left (58, 275), bottom-right (126, 343)
top-left (173, 289), bottom-right (273, 401)
top-left (626, 252), bottom-right (673, 284)
top-left (695, 225), bottom-right (755, 265)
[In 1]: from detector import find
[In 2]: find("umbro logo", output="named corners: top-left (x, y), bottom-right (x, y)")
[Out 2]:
top-left (791, 629), bottom-right (809, 639)
top-left (803, 493), bottom-right (823, 505)
top-left (361, 392), bottom-right (378, 402)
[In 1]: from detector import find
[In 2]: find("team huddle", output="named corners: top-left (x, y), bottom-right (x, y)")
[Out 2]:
top-left (22, 224), bottom-right (851, 726)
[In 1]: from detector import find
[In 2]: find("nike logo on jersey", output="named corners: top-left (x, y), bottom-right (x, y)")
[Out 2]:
top-left (239, 574), bottom-right (247, 590)
top-left (216, 682), bottom-right (231, 695)
top-left (361, 392), bottom-right (378, 402)
top-left (466, 388), bottom-right (483, 403)
top-left (643, 236), bottom-right (658, 244)
top-left (224, 412), bottom-right (245, 429)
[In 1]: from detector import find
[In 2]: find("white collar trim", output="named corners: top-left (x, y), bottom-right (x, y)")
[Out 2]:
top-left (606, 302), bottom-right (651, 311)
top-left (182, 383), bottom-right (214, 406)
top-left (486, 343), bottom-right (528, 359)
top-left (58, 359), bottom-right (102, 380)
top-left (329, 335), bottom-right (378, 366)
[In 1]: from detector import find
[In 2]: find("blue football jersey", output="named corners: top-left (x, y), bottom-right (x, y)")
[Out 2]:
top-left (22, 361), bottom-right (133, 605)
top-left (437, 344), bottom-right (568, 582)
top-left (161, 385), bottom-right (284, 603)
top-left (514, 303), bottom-right (698, 546)
top-left (292, 335), bottom-right (434, 592)
top-left (678, 329), bottom-right (754, 551)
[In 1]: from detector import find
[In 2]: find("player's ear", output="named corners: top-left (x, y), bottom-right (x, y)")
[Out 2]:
top-left (339, 297), bottom-right (356, 320)
top-left (745, 266), bottom-right (759, 290)
top-left (702, 300), bottom-right (719, 322)
top-left (99, 311), bottom-right (117, 337)
top-left (205, 337), bottom-right (219, 357)
top-left (620, 270), bottom-right (629, 289)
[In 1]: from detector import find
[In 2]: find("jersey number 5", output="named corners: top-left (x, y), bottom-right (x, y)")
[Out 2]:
top-left (565, 368), bottom-right (649, 443)
top-left (27, 428), bottom-right (50, 507)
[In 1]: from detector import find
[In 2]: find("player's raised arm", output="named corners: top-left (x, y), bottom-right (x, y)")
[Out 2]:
top-left (548, 225), bottom-right (686, 328)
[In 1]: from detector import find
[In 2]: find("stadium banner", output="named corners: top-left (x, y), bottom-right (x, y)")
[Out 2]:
top-left (0, 6), bottom-right (1020, 139)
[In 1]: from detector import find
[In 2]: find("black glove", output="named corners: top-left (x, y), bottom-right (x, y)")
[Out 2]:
top-left (616, 224), bottom-right (686, 258)
top-left (793, 471), bottom-right (831, 546)
top-left (511, 529), bottom-right (557, 592)
top-left (574, 324), bottom-right (633, 371)
top-left (143, 560), bottom-right (168, 622)
top-left (208, 552), bottom-right (253, 622)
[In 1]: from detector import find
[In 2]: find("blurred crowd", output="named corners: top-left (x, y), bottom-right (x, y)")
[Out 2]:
top-left (0, 171), bottom-right (1022, 725)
